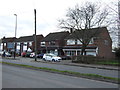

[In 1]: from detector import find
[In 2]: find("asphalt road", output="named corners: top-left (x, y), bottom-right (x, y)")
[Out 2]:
top-left (1, 58), bottom-right (119, 78)
top-left (2, 64), bottom-right (118, 88)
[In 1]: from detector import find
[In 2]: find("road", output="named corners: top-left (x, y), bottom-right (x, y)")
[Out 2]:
top-left (1, 58), bottom-right (119, 78)
top-left (2, 64), bottom-right (118, 88)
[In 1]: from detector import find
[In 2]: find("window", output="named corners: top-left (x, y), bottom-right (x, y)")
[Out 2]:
top-left (24, 42), bottom-right (27, 46)
top-left (65, 51), bottom-right (76, 56)
top-left (67, 39), bottom-right (75, 45)
top-left (4, 43), bottom-right (6, 46)
top-left (29, 42), bottom-right (32, 46)
top-left (86, 52), bottom-right (96, 56)
top-left (77, 40), bottom-right (82, 44)
top-left (17, 42), bottom-right (20, 46)
top-left (41, 42), bottom-right (45, 46)
top-left (89, 38), bottom-right (94, 44)
top-left (17, 43), bottom-right (20, 50)
top-left (0, 43), bottom-right (3, 50)
top-left (49, 41), bottom-right (55, 45)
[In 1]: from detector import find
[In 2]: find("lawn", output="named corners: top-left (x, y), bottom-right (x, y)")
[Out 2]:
top-left (96, 60), bottom-right (119, 66)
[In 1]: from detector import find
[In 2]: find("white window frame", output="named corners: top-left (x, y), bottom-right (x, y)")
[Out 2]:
top-left (29, 42), bottom-right (32, 46)
top-left (41, 42), bottom-right (46, 46)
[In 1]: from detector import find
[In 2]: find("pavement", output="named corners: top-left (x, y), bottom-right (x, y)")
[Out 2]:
top-left (1, 56), bottom-right (119, 71)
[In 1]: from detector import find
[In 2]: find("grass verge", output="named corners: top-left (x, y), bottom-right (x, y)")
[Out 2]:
top-left (1, 61), bottom-right (120, 84)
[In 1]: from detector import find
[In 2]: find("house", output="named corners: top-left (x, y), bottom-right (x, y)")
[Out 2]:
top-left (16, 34), bottom-right (44, 54)
top-left (40, 31), bottom-right (69, 55)
top-left (0, 27), bottom-right (113, 58)
top-left (63, 27), bottom-right (113, 58)
top-left (1, 37), bottom-right (17, 52)
top-left (1, 34), bottom-right (44, 54)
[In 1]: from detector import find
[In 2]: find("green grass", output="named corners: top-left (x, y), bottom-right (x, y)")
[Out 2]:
top-left (96, 61), bottom-right (119, 66)
top-left (1, 61), bottom-right (120, 83)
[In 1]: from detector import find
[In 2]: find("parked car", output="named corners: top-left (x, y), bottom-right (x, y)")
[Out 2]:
top-left (37, 53), bottom-right (44, 58)
top-left (26, 52), bottom-right (31, 57)
top-left (43, 53), bottom-right (62, 62)
top-left (21, 52), bottom-right (26, 57)
top-left (30, 52), bottom-right (39, 58)
top-left (0, 51), bottom-right (11, 57)
top-left (0, 51), bottom-right (3, 56)
top-left (5, 52), bottom-right (12, 57)
top-left (30, 52), bottom-right (35, 58)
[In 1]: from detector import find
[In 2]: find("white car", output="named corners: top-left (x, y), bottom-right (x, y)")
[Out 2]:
top-left (5, 52), bottom-right (12, 57)
top-left (0, 51), bottom-right (11, 57)
top-left (30, 52), bottom-right (39, 58)
top-left (43, 53), bottom-right (62, 62)
top-left (0, 51), bottom-right (3, 56)
top-left (30, 52), bottom-right (35, 58)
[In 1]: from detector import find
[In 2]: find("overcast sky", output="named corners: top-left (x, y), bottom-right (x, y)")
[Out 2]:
top-left (0, 0), bottom-right (118, 46)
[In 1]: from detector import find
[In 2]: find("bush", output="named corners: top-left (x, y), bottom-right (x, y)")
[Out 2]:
top-left (72, 55), bottom-right (101, 64)
top-left (72, 55), bottom-right (119, 65)
top-left (72, 55), bottom-right (110, 64)
top-left (114, 48), bottom-right (120, 58)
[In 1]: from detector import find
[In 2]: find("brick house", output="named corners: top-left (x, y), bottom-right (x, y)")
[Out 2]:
top-left (63, 27), bottom-right (113, 58)
top-left (1, 34), bottom-right (44, 54)
top-left (40, 31), bottom-right (69, 55)
top-left (1, 37), bottom-right (17, 52)
top-left (16, 34), bottom-right (44, 54)
top-left (1, 27), bottom-right (113, 58)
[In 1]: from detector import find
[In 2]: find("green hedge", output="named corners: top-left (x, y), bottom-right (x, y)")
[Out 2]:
top-left (72, 55), bottom-right (119, 65)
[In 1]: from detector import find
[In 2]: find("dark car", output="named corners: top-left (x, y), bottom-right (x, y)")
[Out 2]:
top-left (37, 53), bottom-right (44, 59)
top-left (26, 52), bottom-right (31, 57)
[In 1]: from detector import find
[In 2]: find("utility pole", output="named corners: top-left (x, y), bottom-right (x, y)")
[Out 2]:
top-left (34, 9), bottom-right (37, 61)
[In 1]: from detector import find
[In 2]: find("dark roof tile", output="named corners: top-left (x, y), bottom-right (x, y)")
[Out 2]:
top-left (65, 27), bottom-right (107, 39)
top-left (41, 31), bottom-right (69, 41)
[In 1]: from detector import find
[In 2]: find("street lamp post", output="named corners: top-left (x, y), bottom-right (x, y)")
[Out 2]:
top-left (14, 14), bottom-right (17, 59)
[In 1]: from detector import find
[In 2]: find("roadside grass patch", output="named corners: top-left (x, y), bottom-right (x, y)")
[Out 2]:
top-left (1, 61), bottom-right (120, 83)
top-left (96, 61), bottom-right (119, 66)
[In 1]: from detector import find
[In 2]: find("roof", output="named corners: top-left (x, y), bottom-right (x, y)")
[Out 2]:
top-left (17, 36), bottom-right (34, 42)
top-left (16, 34), bottom-right (43, 42)
top-left (41, 31), bottom-right (69, 41)
top-left (2, 37), bottom-right (17, 43)
top-left (65, 27), bottom-right (107, 39)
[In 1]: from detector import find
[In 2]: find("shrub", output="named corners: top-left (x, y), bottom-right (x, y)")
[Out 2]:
top-left (114, 48), bottom-right (120, 58)
top-left (72, 55), bottom-right (119, 65)
top-left (72, 55), bottom-right (102, 64)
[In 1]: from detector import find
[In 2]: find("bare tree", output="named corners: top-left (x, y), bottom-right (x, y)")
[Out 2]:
top-left (105, 0), bottom-right (120, 47)
top-left (58, 2), bottom-right (110, 55)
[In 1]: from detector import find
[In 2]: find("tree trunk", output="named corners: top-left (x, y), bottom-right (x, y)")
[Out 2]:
top-left (81, 45), bottom-right (86, 55)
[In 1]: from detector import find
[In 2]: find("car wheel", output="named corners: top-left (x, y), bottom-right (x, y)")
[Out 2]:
top-left (52, 59), bottom-right (55, 62)
top-left (43, 58), bottom-right (46, 61)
